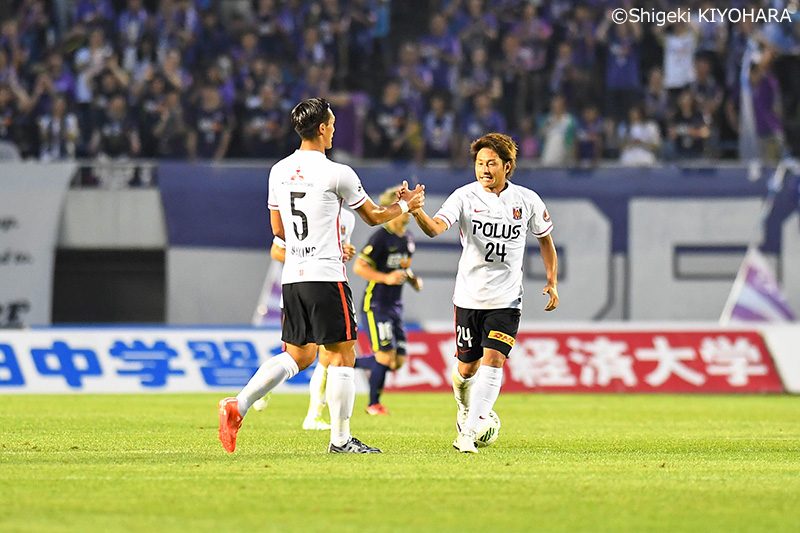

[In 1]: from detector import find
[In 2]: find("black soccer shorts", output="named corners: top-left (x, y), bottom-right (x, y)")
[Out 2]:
top-left (454, 306), bottom-right (521, 363)
top-left (282, 281), bottom-right (358, 346)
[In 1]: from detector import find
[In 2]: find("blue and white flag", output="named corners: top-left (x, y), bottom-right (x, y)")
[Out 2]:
top-left (720, 247), bottom-right (796, 324)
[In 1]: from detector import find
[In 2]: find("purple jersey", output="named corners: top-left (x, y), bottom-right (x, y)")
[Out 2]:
top-left (359, 227), bottom-right (415, 313)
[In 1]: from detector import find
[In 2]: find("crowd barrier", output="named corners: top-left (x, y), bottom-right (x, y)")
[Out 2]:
top-left (1, 324), bottom-right (796, 394)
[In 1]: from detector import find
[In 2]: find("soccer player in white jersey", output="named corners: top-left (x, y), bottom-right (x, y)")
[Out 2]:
top-left (408, 132), bottom-right (558, 453)
top-left (251, 208), bottom-right (357, 431)
top-left (218, 97), bottom-right (425, 454)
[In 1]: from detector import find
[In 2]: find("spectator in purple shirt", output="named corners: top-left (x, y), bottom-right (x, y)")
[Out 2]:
top-left (15, 0), bottom-right (50, 65)
top-left (643, 67), bottom-right (669, 130)
top-left (462, 93), bottom-right (506, 147)
top-left (27, 51), bottom-right (75, 118)
top-left (242, 83), bottom-right (286, 158)
top-left (298, 26), bottom-right (334, 82)
top-left (422, 92), bottom-right (457, 160)
top-left (691, 57), bottom-right (723, 118)
top-left (563, 5), bottom-right (598, 74)
top-left (419, 12), bottom-right (462, 93)
top-left (457, 45), bottom-right (501, 112)
top-left (117, 0), bottom-right (150, 72)
top-left (515, 115), bottom-right (540, 160)
top-left (345, 0), bottom-right (378, 90)
top-left (453, 0), bottom-right (499, 56)
top-left (187, 85), bottom-right (233, 161)
top-left (152, 88), bottom-right (188, 158)
top-left (576, 105), bottom-right (603, 167)
top-left (512, 2), bottom-right (552, 117)
top-left (365, 79), bottom-right (418, 160)
top-left (392, 41), bottom-right (433, 117)
top-left (254, 0), bottom-right (291, 58)
top-left (38, 94), bottom-right (79, 161)
top-left (137, 74), bottom-right (167, 157)
top-left (749, 53), bottom-right (784, 163)
top-left (203, 61), bottom-right (236, 110)
top-left (160, 0), bottom-right (199, 51)
top-left (597, 18), bottom-right (642, 122)
top-left (668, 91), bottom-right (710, 159)
top-left (90, 93), bottom-right (140, 158)
top-left (45, 51), bottom-right (76, 100)
top-left (194, 9), bottom-right (230, 67)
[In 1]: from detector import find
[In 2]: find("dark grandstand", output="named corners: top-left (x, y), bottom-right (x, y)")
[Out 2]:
top-left (0, 0), bottom-right (797, 165)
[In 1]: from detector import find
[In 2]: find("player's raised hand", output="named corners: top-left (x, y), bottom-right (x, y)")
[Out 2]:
top-left (384, 269), bottom-right (408, 285)
top-left (397, 180), bottom-right (409, 199)
top-left (400, 183), bottom-right (425, 212)
top-left (543, 283), bottom-right (559, 311)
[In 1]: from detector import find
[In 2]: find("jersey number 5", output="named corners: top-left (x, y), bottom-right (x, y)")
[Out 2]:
top-left (290, 192), bottom-right (308, 240)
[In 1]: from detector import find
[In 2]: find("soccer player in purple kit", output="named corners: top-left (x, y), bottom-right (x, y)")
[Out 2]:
top-left (353, 186), bottom-right (423, 415)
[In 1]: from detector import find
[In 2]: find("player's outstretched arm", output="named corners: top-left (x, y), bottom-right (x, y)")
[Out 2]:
top-left (353, 258), bottom-right (407, 285)
top-left (356, 180), bottom-right (425, 226)
top-left (537, 234), bottom-right (559, 311)
top-left (410, 208), bottom-right (448, 237)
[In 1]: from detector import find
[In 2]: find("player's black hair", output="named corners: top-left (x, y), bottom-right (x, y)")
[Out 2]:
top-left (470, 132), bottom-right (518, 178)
top-left (291, 97), bottom-right (332, 140)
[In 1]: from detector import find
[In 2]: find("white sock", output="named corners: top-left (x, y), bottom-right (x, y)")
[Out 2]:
top-left (326, 366), bottom-right (355, 446)
top-left (452, 366), bottom-right (475, 414)
top-left (305, 363), bottom-right (328, 420)
top-left (463, 366), bottom-right (503, 435)
top-left (236, 352), bottom-right (299, 416)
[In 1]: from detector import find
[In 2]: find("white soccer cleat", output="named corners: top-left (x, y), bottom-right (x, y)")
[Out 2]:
top-left (302, 416), bottom-right (331, 431)
top-left (452, 431), bottom-right (479, 454)
top-left (252, 393), bottom-right (272, 412)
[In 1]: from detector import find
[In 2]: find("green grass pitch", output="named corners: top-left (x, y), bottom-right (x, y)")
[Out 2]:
top-left (1, 393), bottom-right (798, 532)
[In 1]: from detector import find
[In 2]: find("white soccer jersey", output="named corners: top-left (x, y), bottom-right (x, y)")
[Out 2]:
top-left (268, 150), bottom-right (369, 284)
top-left (434, 181), bottom-right (553, 310)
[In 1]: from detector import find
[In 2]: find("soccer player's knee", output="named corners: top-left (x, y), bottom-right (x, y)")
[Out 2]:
top-left (295, 351), bottom-right (317, 370)
top-left (482, 350), bottom-right (506, 368)
top-left (458, 361), bottom-right (480, 379)
top-left (376, 350), bottom-right (394, 367)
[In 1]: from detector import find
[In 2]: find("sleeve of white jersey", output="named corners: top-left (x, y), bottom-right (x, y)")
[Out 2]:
top-left (528, 192), bottom-right (553, 238)
top-left (336, 165), bottom-right (369, 210)
top-left (433, 190), bottom-right (461, 229)
top-left (267, 167), bottom-right (278, 211)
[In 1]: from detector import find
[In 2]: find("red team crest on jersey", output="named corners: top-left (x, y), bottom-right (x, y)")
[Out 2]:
top-left (512, 207), bottom-right (522, 220)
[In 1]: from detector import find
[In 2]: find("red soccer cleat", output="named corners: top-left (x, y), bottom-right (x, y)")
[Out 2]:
top-left (365, 403), bottom-right (390, 416)
top-left (218, 397), bottom-right (243, 453)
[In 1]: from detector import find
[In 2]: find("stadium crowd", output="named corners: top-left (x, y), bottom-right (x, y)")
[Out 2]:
top-left (0, 0), bottom-right (798, 167)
